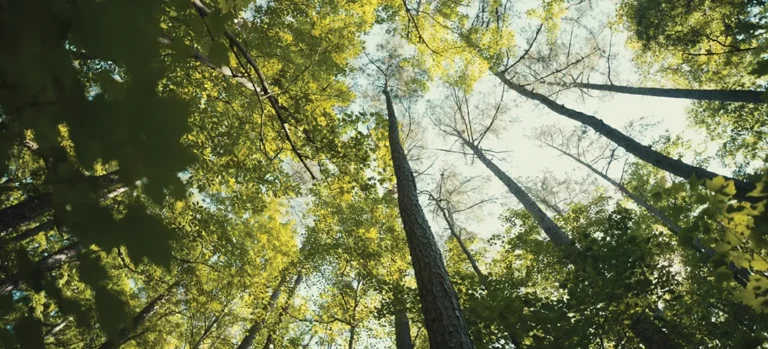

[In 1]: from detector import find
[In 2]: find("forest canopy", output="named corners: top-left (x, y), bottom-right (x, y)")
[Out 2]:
top-left (0, 0), bottom-right (767, 348)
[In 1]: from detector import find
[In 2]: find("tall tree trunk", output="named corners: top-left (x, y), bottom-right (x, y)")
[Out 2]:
top-left (98, 281), bottom-right (181, 349)
top-left (549, 82), bottom-right (766, 104)
top-left (460, 137), bottom-right (571, 247)
top-left (433, 199), bottom-right (486, 281)
top-left (191, 311), bottom-right (226, 349)
top-left (494, 73), bottom-right (759, 203)
top-left (0, 193), bottom-right (52, 237)
top-left (384, 88), bottom-right (474, 349)
top-left (548, 144), bottom-right (751, 286)
top-left (0, 242), bottom-right (83, 295)
top-left (3, 220), bottom-right (55, 245)
top-left (0, 171), bottom-right (124, 237)
top-left (460, 137), bottom-right (682, 348)
top-left (44, 318), bottom-right (69, 338)
top-left (432, 197), bottom-right (524, 348)
top-left (394, 306), bottom-right (414, 349)
top-left (347, 326), bottom-right (356, 349)
top-left (548, 145), bottom-right (684, 234)
top-left (237, 275), bottom-right (288, 349)
top-left (261, 273), bottom-right (303, 349)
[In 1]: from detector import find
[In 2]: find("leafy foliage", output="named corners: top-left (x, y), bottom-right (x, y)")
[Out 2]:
top-left (2, 0), bottom-right (768, 348)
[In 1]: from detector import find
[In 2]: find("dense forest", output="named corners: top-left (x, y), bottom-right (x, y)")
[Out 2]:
top-left (1, 0), bottom-right (767, 347)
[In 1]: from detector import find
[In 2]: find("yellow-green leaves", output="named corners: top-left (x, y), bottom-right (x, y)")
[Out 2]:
top-left (705, 176), bottom-right (736, 196)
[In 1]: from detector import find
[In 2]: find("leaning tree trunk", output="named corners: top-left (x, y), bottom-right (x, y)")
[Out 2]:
top-left (347, 325), bottom-right (356, 349)
top-left (384, 88), bottom-right (474, 348)
top-left (98, 281), bottom-right (181, 349)
top-left (548, 146), bottom-right (684, 234)
top-left (3, 220), bottom-right (55, 245)
top-left (44, 318), bottom-right (69, 338)
top-left (494, 73), bottom-right (759, 203)
top-left (434, 200), bottom-right (486, 281)
top-left (237, 276), bottom-right (288, 349)
top-left (0, 193), bottom-right (52, 237)
top-left (461, 139), bottom-right (683, 349)
top-left (0, 242), bottom-right (84, 295)
top-left (433, 197), bottom-right (524, 347)
top-left (261, 273), bottom-right (303, 349)
top-left (0, 170), bottom-right (124, 237)
top-left (460, 137), bottom-right (571, 247)
top-left (191, 310), bottom-right (226, 349)
top-left (548, 82), bottom-right (766, 104)
top-left (549, 145), bottom-right (751, 286)
top-left (394, 306), bottom-right (414, 349)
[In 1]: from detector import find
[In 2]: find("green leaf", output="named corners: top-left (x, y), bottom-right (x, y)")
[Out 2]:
top-left (78, 253), bottom-right (109, 287)
top-left (94, 286), bottom-right (131, 341)
top-left (14, 316), bottom-right (44, 349)
top-left (713, 267), bottom-right (734, 284)
top-left (752, 258), bottom-right (768, 271)
top-left (706, 176), bottom-right (726, 192)
top-left (0, 327), bottom-right (16, 348)
top-left (121, 205), bottom-right (177, 269)
top-left (714, 241), bottom-right (732, 253)
top-left (208, 41), bottom-right (229, 67)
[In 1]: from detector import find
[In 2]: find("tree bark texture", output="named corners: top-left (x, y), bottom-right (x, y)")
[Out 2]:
top-left (0, 242), bottom-right (83, 295)
top-left (98, 281), bottom-right (180, 349)
top-left (556, 82), bottom-right (766, 104)
top-left (461, 137), bottom-right (571, 247)
top-left (459, 134), bottom-right (678, 348)
top-left (237, 276), bottom-right (288, 349)
top-left (495, 73), bottom-right (760, 203)
top-left (384, 88), bottom-right (474, 349)
top-left (261, 273), bottom-right (303, 349)
top-left (0, 192), bottom-right (52, 237)
top-left (552, 146), bottom-right (752, 286)
top-left (394, 307), bottom-right (414, 349)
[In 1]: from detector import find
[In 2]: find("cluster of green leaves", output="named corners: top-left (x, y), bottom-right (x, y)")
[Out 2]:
top-left (0, 0), bottom-right (396, 346)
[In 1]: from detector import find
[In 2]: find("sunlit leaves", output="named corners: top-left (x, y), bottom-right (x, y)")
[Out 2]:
top-left (78, 253), bottom-right (131, 340)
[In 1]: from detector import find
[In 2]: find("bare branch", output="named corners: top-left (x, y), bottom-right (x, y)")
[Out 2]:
top-left (501, 23), bottom-right (544, 73)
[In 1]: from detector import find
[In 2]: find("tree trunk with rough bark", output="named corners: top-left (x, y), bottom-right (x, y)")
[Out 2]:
top-left (98, 281), bottom-right (180, 349)
top-left (394, 306), bottom-right (414, 349)
top-left (460, 137), bottom-right (571, 247)
top-left (459, 135), bottom-right (680, 349)
top-left (0, 193), bottom-right (52, 237)
top-left (261, 273), bottom-right (303, 349)
top-left (3, 220), bottom-right (55, 245)
top-left (550, 82), bottom-right (766, 104)
top-left (238, 276), bottom-right (288, 349)
top-left (432, 197), bottom-right (524, 347)
top-left (495, 73), bottom-right (759, 203)
top-left (549, 144), bottom-right (752, 286)
top-left (0, 171), bottom-right (124, 237)
top-left (384, 88), bottom-right (474, 349)
top-left (0, 242), bottom-right (84, 295)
